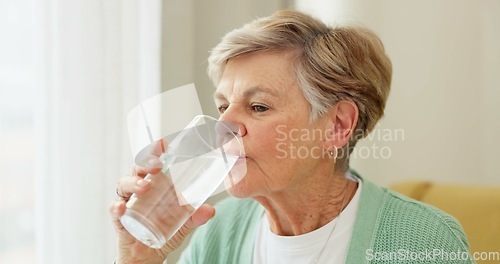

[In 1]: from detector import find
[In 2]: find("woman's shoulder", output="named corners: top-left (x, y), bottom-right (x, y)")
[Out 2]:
top-left (381, 185), bottom-right (467, 238)
top-left (360, 179), bottom-right (471, 257)
top-left (353, 172), bottom-right (468, 241)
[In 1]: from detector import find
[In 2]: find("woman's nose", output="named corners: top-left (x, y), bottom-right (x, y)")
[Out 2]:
top-left (217, 120), bottom-right (247, 138)
top-left (215, 121), bottom-right (242, 141)
top-left (218, 108), bottom-right (247, 137)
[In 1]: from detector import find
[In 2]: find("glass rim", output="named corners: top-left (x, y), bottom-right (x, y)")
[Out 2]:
top-left (191, 114), bottom-right (244, 157)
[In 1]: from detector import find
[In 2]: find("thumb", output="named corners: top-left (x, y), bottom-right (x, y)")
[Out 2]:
top-left (162, 204), bottom-right (215, 254)
top-left (188, 204), bottom-right (216, 227)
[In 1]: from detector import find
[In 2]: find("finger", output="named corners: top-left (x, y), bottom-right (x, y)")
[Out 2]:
top-left (134, 139), bottom-right (168, 173)
top-left (150, 138), bottom-right (168, 157)
top-left (132, 159), bottom-right (162, 177)
top-left (109, 200), bottom-right (139, 246)
top-left (117, 175), bottom-right (151, 198)
top-left (109, 200), bottom-right (127, 231)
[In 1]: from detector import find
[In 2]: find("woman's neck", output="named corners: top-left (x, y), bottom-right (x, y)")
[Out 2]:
top-left (253, 172), bottom-right (358, 236)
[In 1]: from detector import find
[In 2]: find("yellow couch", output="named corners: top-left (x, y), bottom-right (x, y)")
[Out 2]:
top-left (390, 181), bottom-right (500, 264)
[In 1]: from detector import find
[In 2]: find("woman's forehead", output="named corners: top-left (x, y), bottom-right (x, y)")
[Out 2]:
top-left (214, 53), bottom-right (297, 100)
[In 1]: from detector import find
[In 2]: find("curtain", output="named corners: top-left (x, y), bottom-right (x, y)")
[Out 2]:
top-left (34, 0), bottom-right (162, 263)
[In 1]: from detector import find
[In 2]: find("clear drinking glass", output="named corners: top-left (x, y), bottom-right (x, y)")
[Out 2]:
top-left (120, 114), bottom-right (245, 249)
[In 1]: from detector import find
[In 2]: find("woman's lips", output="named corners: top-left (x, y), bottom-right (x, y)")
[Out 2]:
top-left (235, 156), bottom-right (247, 164)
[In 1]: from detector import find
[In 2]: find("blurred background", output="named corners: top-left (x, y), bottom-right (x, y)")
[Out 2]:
top-left (0, 0), bottom-right (498, 263)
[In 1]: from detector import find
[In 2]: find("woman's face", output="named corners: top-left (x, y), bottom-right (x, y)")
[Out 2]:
top-left (214, 51), bottom-right (330, 198)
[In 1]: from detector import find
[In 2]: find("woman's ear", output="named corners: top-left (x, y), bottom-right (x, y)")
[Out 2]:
top-left (323, 100), bottom-right (359, 152)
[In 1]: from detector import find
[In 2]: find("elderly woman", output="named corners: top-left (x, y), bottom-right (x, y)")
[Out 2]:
top-left (110, 10), bottom-right (472, 264)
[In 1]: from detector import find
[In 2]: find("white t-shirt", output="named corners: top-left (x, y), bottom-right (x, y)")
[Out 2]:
top-left (253, 177), bottom-right (362, 264)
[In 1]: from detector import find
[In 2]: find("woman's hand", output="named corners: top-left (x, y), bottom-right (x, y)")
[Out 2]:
top-left (109, 160), bottom-right (215, 264)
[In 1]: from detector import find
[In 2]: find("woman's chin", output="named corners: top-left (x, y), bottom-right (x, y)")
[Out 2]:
top-left (224, 177), bottom-right (252, 198)
top-left (223, 160), bottom-right (251, 197)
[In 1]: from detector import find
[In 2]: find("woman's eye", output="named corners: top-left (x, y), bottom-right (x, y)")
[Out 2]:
top-left (217, 105), bottom-right (228, 114)
top-left (251, 104), bottom-right (269, 112)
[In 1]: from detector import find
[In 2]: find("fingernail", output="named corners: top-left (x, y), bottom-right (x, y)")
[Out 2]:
top-left (148, 157), bottom-right (162, 167)
top-left (148, 157), bottom-right (160, 165)
top-left (137, 179), bottom-right (149, 187)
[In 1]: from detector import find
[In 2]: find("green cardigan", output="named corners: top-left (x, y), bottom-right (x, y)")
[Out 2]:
top-left (179, 173), bottom-right (474, 263)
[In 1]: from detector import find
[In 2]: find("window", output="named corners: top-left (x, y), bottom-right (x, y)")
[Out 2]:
top-left (0, 0), bottom-right (37, 263)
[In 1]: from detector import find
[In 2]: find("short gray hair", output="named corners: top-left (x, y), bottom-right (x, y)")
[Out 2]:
top-left (208, 10), bottom-right (392, 170)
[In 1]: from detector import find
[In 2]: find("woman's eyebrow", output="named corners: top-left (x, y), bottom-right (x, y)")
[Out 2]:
top-left (213, 92), bottom-right (226, 101)
top-left (242, 86), bottom-right (278, 98)
top-left (213, 86), bottom-right (278, 101)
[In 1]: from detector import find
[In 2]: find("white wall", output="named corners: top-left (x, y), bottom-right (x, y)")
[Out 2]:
top-left (162, 0), bottom-right (291, 116)
top-left (296, 0), bottom-right (500, 186)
